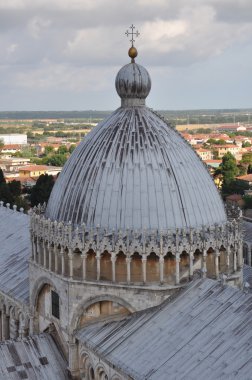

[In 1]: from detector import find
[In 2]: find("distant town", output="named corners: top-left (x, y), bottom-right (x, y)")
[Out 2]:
top-left (1, 108), bottom-right (252, 211)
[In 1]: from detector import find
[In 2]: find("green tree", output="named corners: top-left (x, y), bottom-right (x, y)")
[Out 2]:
top-left (220, 152), bottom-right (238, 195)
top-left (242, 141), bottom-right (251, 148)
top-left (0, 183), bottom-right (14, 204)
top-left (57, 145), bottom-right (68, 154)
top-left (14, 146), bottom-right (36, 158)
top-left (44, 154), bottom-right (67, 167)
top-left (44, 146), bottom-right (54, 155)
top-left (241, 153), bottom-right (252, 165)
top-left (69, 144), bottom-right (76, 154)
top-left (8, 180), bottom-right (21, 197)
top-left (0, 168), bottom-right (6, 184)
top-left (244, 195), bottom-right (252, 209)
top-left (30, 174), bottom-right (55, 206)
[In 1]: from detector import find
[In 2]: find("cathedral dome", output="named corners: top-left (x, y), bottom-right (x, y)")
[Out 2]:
top-left (45, 52), bottom-right (226, 231)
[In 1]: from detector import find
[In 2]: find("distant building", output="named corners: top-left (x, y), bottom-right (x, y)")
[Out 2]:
top-left (33, 143), bottom-right (61, 155)
top-left (226, 194), bottom-right (244, 208)
top-left (213, 144), bottom-right (241, 159)
top-left (236, 174), bottom-right (252, 187)
top-left (19, 165), bottom-right (62, 178)
top-left (0, 157), bottom-right (31, 173)
top-left (0, 134), bottom-right (27, 145)
top-left (0, 144), bottom-right (23, 155)
top-left (195, 148), bottom-right (213, 161)
top-left (218, 124), bottom-right (246, 133)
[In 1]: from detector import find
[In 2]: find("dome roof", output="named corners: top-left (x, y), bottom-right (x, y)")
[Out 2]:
top-left (46, 109), bottom-right (226, 231)
top-left (46, 51), bottom-right (226, 231)
top-left (115, 63), bottom-right (151, 106)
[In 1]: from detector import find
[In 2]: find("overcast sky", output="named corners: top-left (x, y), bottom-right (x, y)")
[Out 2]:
top-left (0, 0), bottom-right (252, 111)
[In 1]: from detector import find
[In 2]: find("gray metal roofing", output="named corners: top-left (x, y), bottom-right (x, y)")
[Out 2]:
top-left (243, 220), bottom-right (252, 242)
top-left (0, 206), bottom-right (30, 304)
top-left (243, 264), bottom-right (252, 288)
top-left (76, 279), bottom-right (252, 380)
top-left (46, 106), bottom-right (226, 231)
top-left (0, 333), bottom-right (68, 379)
top-left (115, 62), bottom-right (151, 100)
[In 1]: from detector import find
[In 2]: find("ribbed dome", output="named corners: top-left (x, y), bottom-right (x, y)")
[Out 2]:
top-left (46, 105), bottom-right (227, 231)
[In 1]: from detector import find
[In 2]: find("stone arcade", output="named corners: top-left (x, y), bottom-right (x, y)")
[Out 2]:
top-left (0, 41), bottom-right (248, 380)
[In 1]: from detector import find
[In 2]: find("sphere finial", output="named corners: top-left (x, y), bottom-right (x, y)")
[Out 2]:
top-left (125, 24), bottom-right (140, 63)
top-left (128, 46), bottom-right (138, 61)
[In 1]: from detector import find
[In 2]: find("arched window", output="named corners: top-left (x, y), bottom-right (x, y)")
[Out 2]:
top-left (51, 290), bottom-right (60, 319)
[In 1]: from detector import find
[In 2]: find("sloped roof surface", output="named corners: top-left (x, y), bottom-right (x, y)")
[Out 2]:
top-left (77, 279), bottom-right (252, 380)
top-left (0, 334), bottom-right (68, 379)
top-left (0, 206), bottom-right (30, 303)
top-left (243, 220), bottom-right (252, 242)
top-left (46, 106), bottom-right (226, 231)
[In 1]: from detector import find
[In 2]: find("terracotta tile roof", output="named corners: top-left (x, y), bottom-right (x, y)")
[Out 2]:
top-left (19, 165), bottom-right (49, 171)
top-left (236, 174), bottom-right (252, 181)
top-left (0, 144), bottom-right (22, 150)
top-left (212, 144), bottom-right (238, 148)
top-left (226, 194), bottom-right (242, 201)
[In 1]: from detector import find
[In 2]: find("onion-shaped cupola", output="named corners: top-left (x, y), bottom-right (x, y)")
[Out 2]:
top-left (115, 46), bottom-right (151, 107)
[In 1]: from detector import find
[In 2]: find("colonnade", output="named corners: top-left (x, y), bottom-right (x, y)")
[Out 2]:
top-left (0, 305), bottom-right (30, 342)
top-left (32, 238), bottom-right (241, 285)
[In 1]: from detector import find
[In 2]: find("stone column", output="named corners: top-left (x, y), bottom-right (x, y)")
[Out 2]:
top-left (126, 257), bottom-right (131, 284)
top-left (142, 256), bottom-right (147, 284)
top-left (19, 318), bottom-right (25, 338)
top-left (202, 250), bottom-right (207, 278)
top-left (175, 256), bottom-right (180, 285)
top-left (111, 254), bottom-right (116, 283)
top-left (159, 256), bottom-right (164, 284)
top-left (61, 247), bottom-right (65, 276)
top-left (29, 316), bottom-right (34, 335)
top-left (189, 252), bottom-right (194, 278)
top-left (226, 247), bottom-right (230, 274)
top-left (234, 250), bottom-right (237, 272)
top-left (215, 250), bottom-right (220, 279)
top-left (54, 245), bottom-right (58, 273)
top-left (237, 243), bottom-right (243, 269)
top-left (5, 315), bottom-right (10, 340)
top-left (248, 243), bottom-right (252, 266)
top-left (43, 241), bottom-right (47, 268)
top-left (68, 250), bottom-right (73, 279)
top-left (2, 311), bottom-right (9, 341)
top-left (31, 237), bottom-right (36, 261)
top-left (48, 242), bottom-right (52, 271)
top-left (96, 254), bottom-right (101, 281)
top-left (81, 253), bottom-right (87, 281)
top-left (68, 342), bottom-right (80, 379)
top-left (36, 238), bottom-right (40, 264)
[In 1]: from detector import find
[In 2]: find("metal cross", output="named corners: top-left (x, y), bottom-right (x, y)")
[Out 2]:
top-left (125, 24), bottom-right (140, 46)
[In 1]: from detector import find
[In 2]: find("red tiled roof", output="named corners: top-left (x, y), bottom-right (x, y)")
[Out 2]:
top-left (19, 165), bottom-right (49, 171)
top-left (212, 144), bottom-right (238, 148)
top-left (236, 174), bottom-right (252, 181)
top-left (0, 144), bottom-right (22, 150)
top-left (226, 194), bottom-right (242, 201)
top-left (195, 149), bottom-right (211, 153)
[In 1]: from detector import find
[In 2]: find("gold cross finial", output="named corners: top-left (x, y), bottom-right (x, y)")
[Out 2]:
top-left (125, 24), bottom-right (140, 47)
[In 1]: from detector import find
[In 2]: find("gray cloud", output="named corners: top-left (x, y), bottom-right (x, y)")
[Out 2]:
top-left (0, 0), bottom-right (251, 110)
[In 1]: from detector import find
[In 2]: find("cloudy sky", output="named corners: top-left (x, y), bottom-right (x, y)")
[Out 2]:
top-left (0, 0), bottom-right (252, 110)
